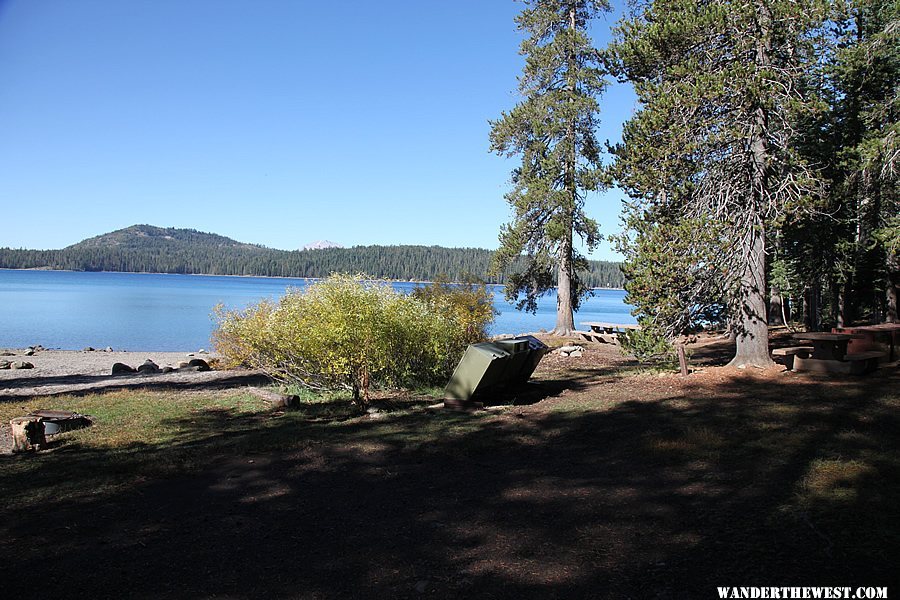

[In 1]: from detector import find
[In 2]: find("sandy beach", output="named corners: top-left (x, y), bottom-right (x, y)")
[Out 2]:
top-left (0, 348), bottom-right (267, 401)
top-left (0, 348), bottom-right (216, 379)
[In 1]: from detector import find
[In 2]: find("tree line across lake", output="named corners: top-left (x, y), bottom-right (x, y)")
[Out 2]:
top-left (0, 225), bottom-right (626, 288)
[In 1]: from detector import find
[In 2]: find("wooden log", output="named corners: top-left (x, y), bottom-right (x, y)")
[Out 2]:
top-left (10, 416), bottom-right (46, 453)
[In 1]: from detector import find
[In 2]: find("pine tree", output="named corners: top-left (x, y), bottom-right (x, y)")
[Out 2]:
top-left (609, 0), bottom-right (831, 366)
top-left (490, 0), bottom-right (610, 335)
top-left (830, 0), bottom-right (899, 322)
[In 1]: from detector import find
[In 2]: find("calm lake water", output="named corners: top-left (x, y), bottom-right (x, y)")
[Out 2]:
top-left (0, 269), bottom-right (634, 350)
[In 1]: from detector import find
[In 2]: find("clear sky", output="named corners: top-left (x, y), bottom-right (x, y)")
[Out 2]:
top-left (0, 0), bottom-right (636, 260)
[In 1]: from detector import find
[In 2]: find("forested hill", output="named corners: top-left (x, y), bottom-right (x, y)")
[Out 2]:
top-left (72, 224), bottom-right (264, 251)
top-left (0, 225), bottom-right (626, 288)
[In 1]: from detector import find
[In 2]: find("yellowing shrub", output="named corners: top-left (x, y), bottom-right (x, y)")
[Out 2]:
top-left (213, 274), bottom-right (494, 407)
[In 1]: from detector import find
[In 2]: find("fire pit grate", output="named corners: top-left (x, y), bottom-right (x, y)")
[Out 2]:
top-left (27, 410), bottom-right (93, 435)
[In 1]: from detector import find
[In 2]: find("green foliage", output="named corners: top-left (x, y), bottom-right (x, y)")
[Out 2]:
top-left (0, 224), bottom-right (627, 288)
top-left (873, 215), bottom-right (900, 259)
top-left (615, 211), bottom-right (730, 340)
top-left (213, 274), bottom-right (495, 407)
top-left (490, 0), bottom-right (610, 333)
top-left (620, 325), bottom-right (677, 365)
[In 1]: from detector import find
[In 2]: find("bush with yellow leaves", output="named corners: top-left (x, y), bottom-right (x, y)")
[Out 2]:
top-left (213, 274), bottom-right (495, 407)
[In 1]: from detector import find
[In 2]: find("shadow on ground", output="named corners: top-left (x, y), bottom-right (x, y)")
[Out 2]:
top-left (1, 364), bottom-right (898, 598)
top-left (0, 370), bottom-right (271, 401)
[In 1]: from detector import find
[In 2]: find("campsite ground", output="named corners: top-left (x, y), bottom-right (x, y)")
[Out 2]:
top-left (1, 333), bottom-right (898, 598)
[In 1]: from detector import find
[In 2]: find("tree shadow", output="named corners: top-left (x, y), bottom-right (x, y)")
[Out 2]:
top-left (1, 368), bottom-right (898, 598)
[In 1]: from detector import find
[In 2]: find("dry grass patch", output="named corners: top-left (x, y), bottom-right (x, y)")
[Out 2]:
top-left (798, 459), bottom-right (877, 506)
top-left (643, 425), bottom-right (727, 460)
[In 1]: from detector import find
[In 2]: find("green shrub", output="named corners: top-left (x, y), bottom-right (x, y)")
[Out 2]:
top-left (213, 274), bottom-right (494, 407)
top-left (620, 322), bottom-right (678, 365)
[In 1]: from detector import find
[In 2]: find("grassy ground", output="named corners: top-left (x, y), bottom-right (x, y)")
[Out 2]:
top-left (1, 338), bottom-right (898, 598)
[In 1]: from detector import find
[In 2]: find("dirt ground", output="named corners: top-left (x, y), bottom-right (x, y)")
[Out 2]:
top-left (1, 333), bottom-right (898, 598)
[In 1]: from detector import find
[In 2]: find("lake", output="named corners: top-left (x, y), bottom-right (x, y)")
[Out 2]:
top-left (0, 269), bottom-right (634, 350)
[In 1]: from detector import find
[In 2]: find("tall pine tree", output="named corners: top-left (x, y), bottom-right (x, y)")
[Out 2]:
top-left (490, 0), bottom-right (610, 336)
top-left (609, 0), bottom-right (831, 366)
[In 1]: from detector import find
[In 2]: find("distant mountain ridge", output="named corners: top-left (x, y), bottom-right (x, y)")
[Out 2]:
top-left (0, 225), bottom-right (626, 288)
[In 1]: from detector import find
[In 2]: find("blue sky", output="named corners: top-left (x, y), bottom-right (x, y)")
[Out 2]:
top-left (0, 1), bottom-right (636, 260)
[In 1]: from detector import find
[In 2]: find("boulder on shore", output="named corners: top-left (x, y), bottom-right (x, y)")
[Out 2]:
top-left (137, 360), bottom-right (160, 374)
top-left (11, 361), bottom-right (34, 370)
top-left (187, 358), bottom-right (211, 372)
top-left (556, 345), bottom-right (585, 358)
top-left (111, 362), bottom-right (136, 375)
top-left (177, 358), bottom-right (210, 372)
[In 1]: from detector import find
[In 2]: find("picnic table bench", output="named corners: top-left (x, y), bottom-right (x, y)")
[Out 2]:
top-left (578, 322), bottom-right (641, 344)
top-left (785, 332), bottom-right (885, 375)
top-left (771, 346), bottom-right (813, 371)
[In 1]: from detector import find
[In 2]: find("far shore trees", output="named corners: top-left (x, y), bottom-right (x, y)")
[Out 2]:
top-left (609, 0), bottom-right (831, 367)
top-left (490, 0), bottom-right (610, 336)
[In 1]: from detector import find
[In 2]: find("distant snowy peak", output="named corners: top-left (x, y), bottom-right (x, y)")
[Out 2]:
top-left (303, 240), bottom-right (343, 250)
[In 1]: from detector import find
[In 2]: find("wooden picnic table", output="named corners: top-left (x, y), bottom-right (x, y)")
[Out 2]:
top-left (582, 322), bottom-right (642, 334)
top-left (577, 322), bottom-right (641, 345)
top-left (833, 324), bottom-right (900, 362)
top-left (790, 332), bottom-right (883, 374)
top-left (792, 332), bottom-right (859, 361)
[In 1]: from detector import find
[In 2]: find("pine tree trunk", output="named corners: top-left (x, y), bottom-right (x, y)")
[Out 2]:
top-left (814, 285), bottom-right (823, 330)
top-left (887, 278), bottom-right (898, 323)
top-left (885, 228), bottom-right (898, 323)
top-left (803, 287), bottom-right (813, 331)
top-left (729, 221), bottom-right (772, 367)
top-left (838, 280), bottom-right (851, 326)
top-left (729, 0), bottom-right (773, 368)
top-left (551, 4), bottom-right (578, 339)
top-left (554, 233), bottom-right (576, 335)
top-left (769, 284), bottom-right (784, 326)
